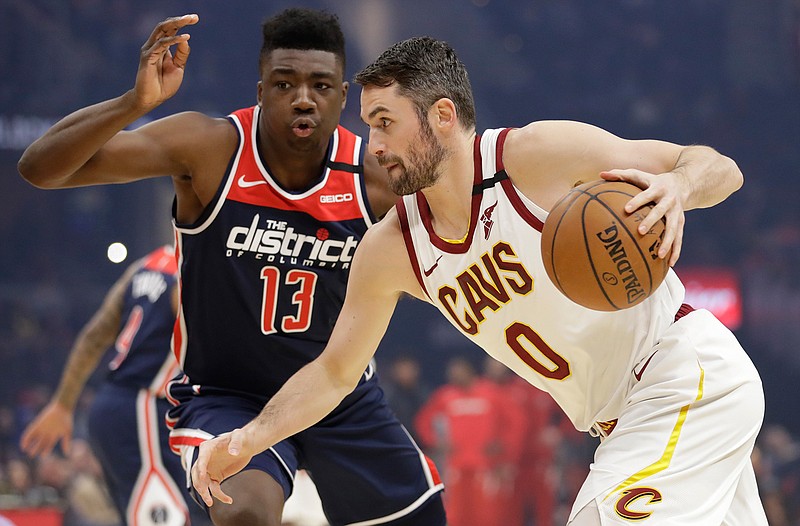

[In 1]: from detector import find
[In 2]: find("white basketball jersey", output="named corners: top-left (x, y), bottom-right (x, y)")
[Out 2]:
top-left (397, 128), bottom-right (685, 431)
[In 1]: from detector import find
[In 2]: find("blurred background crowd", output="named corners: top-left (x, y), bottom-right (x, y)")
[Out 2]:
top-left (1, 0), bottom-right (799, 524)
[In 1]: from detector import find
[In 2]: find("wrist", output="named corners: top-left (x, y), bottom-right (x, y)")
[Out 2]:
top-left (120, 89), bottom-right (159, 116)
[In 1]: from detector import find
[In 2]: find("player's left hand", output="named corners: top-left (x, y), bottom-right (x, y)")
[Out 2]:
top-left (600, 169), bottom-right (685, 267)
top-left (191, 428), bottom-right (256, 506)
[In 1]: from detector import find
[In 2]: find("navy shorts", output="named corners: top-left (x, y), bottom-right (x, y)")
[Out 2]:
top-left (87, 383), bottom-right (211, 526)
top-left (166, 373), bottom-right (444, 525)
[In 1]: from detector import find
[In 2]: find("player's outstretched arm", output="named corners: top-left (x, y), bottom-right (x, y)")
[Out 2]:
top-left (19, 260), bottom-right (139, 457)
top-left (191, 213), bottom-right (419, 506)
top-left (17, 14), bottom-right (199, 189)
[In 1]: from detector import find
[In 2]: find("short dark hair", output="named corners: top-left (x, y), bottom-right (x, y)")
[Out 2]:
top-left (354, 37), bottom-right (476, 131)
top-left (260, 8), bottom-right (346, 72)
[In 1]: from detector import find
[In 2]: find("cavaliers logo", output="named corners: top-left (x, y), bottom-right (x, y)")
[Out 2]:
top-left (614, 487), bottom-right (662, 521)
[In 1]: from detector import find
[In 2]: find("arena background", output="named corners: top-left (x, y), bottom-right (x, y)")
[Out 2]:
top-left (1, 0), bottom-right (799, 523)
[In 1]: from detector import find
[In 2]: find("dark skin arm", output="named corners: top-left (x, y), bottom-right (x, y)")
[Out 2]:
top-left (16, 14), bottom-right (236, 225)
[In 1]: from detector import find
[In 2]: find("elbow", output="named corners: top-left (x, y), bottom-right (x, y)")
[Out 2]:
top-left (18, 153), bottom-right (54, 189)
top-left (729, 157), bottom-right (744, 193)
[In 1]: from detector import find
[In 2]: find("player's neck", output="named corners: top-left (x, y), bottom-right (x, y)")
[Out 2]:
top-left (258, 131), bottom-right (329, 191)
top-left (422, 134), bottom-right (476, 241)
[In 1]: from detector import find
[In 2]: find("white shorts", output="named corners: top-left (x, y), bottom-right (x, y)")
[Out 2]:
top-left (568, 309), bottom-right (768, 525)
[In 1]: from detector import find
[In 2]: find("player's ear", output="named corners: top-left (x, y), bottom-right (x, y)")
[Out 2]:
top-left (257, 81), bottom-right (263, 107)
top-left (431, 98), bottom-right (457, 132)
top-left (341, 81), bottom-right (349, 111)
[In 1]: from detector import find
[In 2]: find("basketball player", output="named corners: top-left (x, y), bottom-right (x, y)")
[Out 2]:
top-left (20, 245), bottom-right (211, 526)
top-left (191, 37), bottom-right (768, 524)
top-left (17, 10), bottom-right (446, 526)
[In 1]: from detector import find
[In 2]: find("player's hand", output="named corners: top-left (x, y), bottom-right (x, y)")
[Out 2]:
top-left (133, 14), bottom-right (199, 110)
top-left (600, 169), bottom-right (685, 267)
top-left (19, 401), bottom-right (74, 458)
top-left (191, 428), bottom-right (256, 506)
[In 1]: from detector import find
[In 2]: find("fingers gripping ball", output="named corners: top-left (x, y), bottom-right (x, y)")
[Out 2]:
top-left (540, 180), bottom-right (670, 311)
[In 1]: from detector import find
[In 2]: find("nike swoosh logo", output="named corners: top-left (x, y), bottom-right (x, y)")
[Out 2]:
top-left (423, 255), bottom-right (443, 277)
top-left (237, 175), bottom-right (268, 188)
top-left (633, 351), bottom-right (658, 381)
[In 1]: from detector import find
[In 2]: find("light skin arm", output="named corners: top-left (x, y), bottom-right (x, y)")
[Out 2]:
top-left (504, 120), bottom-right (743, 266)
top-left (190, 210), bottom-right (422, 506)
top-left (19, 259), bottom-right (142, 457)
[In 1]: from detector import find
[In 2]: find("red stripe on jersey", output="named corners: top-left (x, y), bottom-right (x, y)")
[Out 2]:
top-left (142, 245), bottom-right (178, 274)
top-left (226, 106), bottom-right (365, 222)
top-left (494, 128), bottom-right (512, 171)
top-left (424, 455), bottom-right (443, 486)
top-left (168, 435), bottom-right (207, 451)
top-left (495, 127), bottom-right (544, 231)
top-left (414, 135), bottom-right (484, 254)
top-left (226, 175), bottom-right (366, 222)
top-left (501, 178), bottom-right (544, 232)
top-left (397, 199), bottom-right (430, 300)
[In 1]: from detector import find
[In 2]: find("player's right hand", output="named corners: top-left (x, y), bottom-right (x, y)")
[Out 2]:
top-left (133, 14), bottom-right (199, 110)
top-left (192, 428), bottom-right (256, 506)
top-left (19, 401), bottom-right (74, 458)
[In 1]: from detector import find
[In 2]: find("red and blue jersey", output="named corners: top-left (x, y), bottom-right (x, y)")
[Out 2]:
top-left (107, 245), bottom-right (180, 396)
top-left (171, 106), bottom-right (376, 397)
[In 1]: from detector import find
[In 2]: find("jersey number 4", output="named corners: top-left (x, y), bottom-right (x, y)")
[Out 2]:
top-left (260, 266), bottom-right (318, 335)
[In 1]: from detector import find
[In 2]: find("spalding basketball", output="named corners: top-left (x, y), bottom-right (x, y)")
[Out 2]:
top-left (540, 180), bottom-right (670, 311)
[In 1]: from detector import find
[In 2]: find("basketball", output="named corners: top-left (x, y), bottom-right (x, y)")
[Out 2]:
top-left (540, 180), bottom-right (670, 311)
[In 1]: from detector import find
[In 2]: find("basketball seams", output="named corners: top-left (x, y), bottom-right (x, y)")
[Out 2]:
top-left (579, 195), bottom-right (619, 310)
top-left (544, 190), bottom-right (582, 299)
top-left (542, 181), bottom-right (667, 311)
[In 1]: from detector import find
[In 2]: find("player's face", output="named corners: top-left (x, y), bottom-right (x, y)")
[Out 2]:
top-left (361, 85), bottom-right (449, 195)
top-left (257, 49), bottom-right (347, 153)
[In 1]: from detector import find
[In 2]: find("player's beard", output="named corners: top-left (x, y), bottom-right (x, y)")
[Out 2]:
top-left (380, 119), bottom-right (449, 196)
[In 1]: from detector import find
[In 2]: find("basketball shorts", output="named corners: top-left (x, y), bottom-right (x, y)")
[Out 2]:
top-left (166, 372), bottom-right (445, 525)
top-left (87, 383), bottom-right (210, 526)
top-left (568, 309), bottom-right (768, 525)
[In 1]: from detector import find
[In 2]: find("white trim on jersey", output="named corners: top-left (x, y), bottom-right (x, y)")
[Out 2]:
top-left (171, 231), bottom-right (188, 370)
top-left (250, 106), bottom-right (337, 200)
top-left (148, 350), bottom-right (182, 398)
top-left (127, 390), bottom-right (189, 526)
top-left (173, 119), bottom-right (245, 237)
top-left (344, 487), bottom-right (445, 526)
top-left (350, 134), bottom-right (374, 229)
top-left (267, 446), bottom-right (296, 484)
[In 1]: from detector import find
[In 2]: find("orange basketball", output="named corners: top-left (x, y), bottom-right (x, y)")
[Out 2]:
top-left (540, 180), bottom-right (670, 311)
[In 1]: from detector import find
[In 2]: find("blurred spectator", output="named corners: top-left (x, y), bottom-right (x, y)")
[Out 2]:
top-left (0, 457), bottom-right (59, 509)
top-left (62, 439), bottom-right (119, 526)
top-left (380, 354), bottom-right (432, 442)
top-left (754, 425), bottom-right (800, 525)
top-left (482, 357), bottom-right (570, 526)
top-left (415, 357), bottom-right (524, 526)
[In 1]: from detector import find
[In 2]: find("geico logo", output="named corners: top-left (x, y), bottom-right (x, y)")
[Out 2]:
top-left (320, 193), bottom-right (353, 203)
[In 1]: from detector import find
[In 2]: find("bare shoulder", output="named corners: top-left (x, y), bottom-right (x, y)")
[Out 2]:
top-left (353, 208), bottom-right (426, 300)
top-left (502, 121), bottom-right (597, 210)
top-left (504, 120), bottom-right (610, 171)
top-left (141, 112), bottom-right (236, 206)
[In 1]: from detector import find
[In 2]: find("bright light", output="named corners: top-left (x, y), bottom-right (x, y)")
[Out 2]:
top-left (107, 242), bottom-right (128, 264)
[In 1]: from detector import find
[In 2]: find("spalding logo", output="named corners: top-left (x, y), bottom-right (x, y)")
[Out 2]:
top-left (595, 222), bottom-right (646, 305)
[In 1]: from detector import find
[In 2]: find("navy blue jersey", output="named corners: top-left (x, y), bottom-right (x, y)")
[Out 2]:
top-left (107, 246), bottom-right (181, 395)
top-left (172, 106), bottom-right (376, 397)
